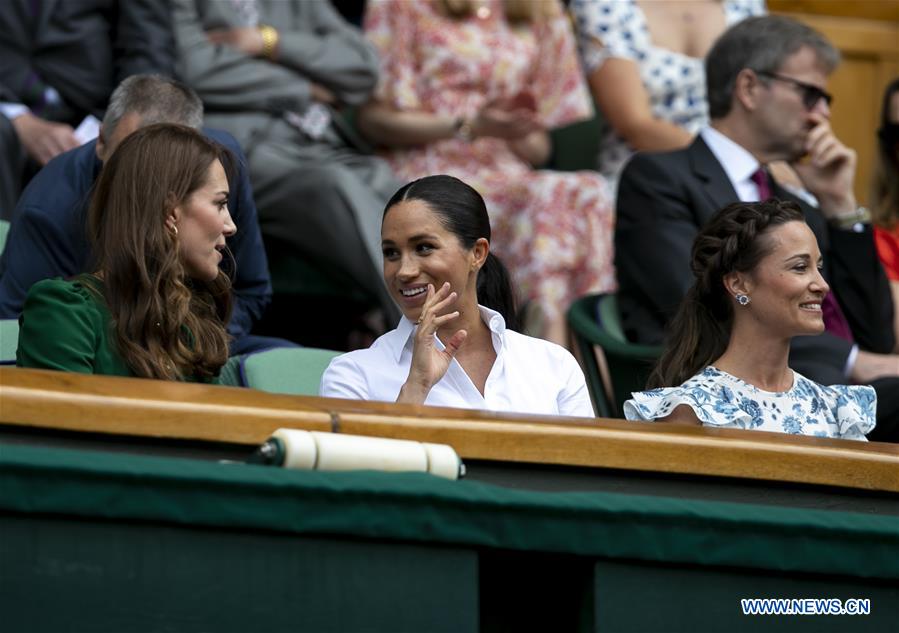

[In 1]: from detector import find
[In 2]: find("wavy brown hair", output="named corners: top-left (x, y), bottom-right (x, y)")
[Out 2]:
top-left (88, 123), bottom-right (234, 381)
top-left (647, 200), bottom-right (806, 389)
top-left (870, 77), bottom-right (899, 229)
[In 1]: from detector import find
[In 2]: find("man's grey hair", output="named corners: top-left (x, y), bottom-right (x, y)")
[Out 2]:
top-left (706, 16), bottom-right (840, 119)
top-left (101, 74), bottom-right (204, 142)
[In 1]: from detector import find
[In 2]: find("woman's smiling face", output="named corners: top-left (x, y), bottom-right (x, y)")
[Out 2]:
top-left (732, 220), bottom-right (830, 338)
top-left (381, 199), bottom-right (480, 322)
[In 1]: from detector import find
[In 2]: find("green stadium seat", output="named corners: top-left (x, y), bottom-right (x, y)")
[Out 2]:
top-left (238, 347), bottom-right (340, 396)
top-left (567, 293), bottom-right (662, 418)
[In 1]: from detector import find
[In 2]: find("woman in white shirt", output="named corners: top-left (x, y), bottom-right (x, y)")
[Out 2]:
top-left (624, 200), bottom-right (876, 438)
top-left (320, 175), bottom-right (594, 418)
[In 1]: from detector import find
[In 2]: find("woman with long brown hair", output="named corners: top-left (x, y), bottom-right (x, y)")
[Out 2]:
top-left (623, 200), bottom-right (875, 439)
top-left (17, 123), bottom-right (236, 381)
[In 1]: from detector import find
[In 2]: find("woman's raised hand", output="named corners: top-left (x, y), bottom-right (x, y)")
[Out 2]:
top-left (397, 282), bottom-right (468, 404)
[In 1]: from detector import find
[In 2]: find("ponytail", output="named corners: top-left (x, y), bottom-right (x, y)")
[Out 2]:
top-left (477, 252), bottom-right (519, 331)
top-left (647, 286), bottom-right (729, 388)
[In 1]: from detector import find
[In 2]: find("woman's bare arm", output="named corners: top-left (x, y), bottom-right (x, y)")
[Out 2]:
top-left (589, 57), bottom-right (693, 151)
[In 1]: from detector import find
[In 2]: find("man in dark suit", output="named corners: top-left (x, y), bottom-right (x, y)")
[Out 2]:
top-left (0, 0), bottom-right (174, 219)
top-left (616, 16), bottom-right (899, 433)
top-left (0, 75), bottom-right (287, 355)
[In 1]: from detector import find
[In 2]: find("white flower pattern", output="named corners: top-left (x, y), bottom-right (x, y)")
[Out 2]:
top-left (624, 367), bottom-right (876, 441)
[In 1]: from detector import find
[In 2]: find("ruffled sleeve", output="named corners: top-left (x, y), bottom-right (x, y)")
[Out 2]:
top-left (530, 3), bottom-right (593, 128)
top-left (827, 385), bottom-right (877, 440)
top-left (623, 380), bottom-right (762, 428)
top-left (16, 278), bottom-right (102, 373)
top-left (570, 0), bottom-right (642, 74)
top-left (364, 0), bottom-right (422, 110)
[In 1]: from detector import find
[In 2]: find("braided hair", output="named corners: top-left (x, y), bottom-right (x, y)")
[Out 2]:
top-left (647, 200), bottom-right (806, 388)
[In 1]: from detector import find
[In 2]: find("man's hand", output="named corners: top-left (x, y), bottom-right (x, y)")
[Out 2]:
top-left (11, 113), bottom-right (80, 165)
top-left (206, 27), bottom-right (264, 57)
top-left (792, 114), bottom-right (857, 217)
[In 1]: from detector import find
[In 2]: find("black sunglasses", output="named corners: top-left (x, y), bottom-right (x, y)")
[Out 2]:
top-left (756, 71), bottom-right (833, 110)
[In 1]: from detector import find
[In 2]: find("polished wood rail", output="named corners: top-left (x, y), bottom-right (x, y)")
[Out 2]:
top-left (1, 367), bottom-right (897, 493)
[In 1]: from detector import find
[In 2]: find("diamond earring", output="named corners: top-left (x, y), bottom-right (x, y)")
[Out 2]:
top-left (736, 294), bottom-right (751, 306)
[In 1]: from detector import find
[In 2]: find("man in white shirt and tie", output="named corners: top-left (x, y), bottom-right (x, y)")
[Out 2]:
top-left (615, 15), bottom-right (898, 438)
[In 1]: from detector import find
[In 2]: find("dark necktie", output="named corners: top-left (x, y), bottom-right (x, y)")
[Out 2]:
top-left (751, 167), bottom-right (854, 342)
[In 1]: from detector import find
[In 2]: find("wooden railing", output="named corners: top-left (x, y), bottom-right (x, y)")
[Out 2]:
top-left (2, 367), bottom-right (897, 493)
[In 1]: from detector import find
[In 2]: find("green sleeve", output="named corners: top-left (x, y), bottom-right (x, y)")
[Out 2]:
top-left (17, 279), bottom-right (102, 374)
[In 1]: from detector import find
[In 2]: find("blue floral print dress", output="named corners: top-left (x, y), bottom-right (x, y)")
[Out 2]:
top-left (624, 367), bottom-right (876, 441)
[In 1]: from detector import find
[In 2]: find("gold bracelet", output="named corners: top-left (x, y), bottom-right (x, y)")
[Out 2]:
top-left (259, 25), bottom-right (279, 60)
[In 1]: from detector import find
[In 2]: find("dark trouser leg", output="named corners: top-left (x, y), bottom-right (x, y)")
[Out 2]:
top-left (249, 142), bottom-right (399, 320)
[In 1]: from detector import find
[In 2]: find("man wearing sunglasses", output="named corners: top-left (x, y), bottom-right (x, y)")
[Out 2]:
top-left (616, 15), bottom-right (898, 438)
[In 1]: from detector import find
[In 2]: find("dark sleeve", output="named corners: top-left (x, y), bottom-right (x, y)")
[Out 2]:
top-left (113, 0), bottom-right (177, 80)
top-left (0, 3), bottom-right (30, 104)
top-left (275, 1), bottom-right (380, 106)
top-left (206, 129), bottom-right (272, 341)
top-left (826, 224), bottom-right (896, 354)
top-left (0, 205), bottom-right (84, 319)
top-left (614, 155), bottom-right (700, 344)
top-left (788, 334), bottom-right (852, 384)
top-left (16, 279), bottom-right (99, 373)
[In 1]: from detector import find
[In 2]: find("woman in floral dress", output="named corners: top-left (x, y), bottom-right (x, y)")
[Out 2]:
top-left (358, 0), bottom-right (615, 346)
top-left (624, 200), bottom-right (876, 438)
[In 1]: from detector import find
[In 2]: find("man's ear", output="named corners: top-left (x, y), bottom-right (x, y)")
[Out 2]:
top-left (733, 68), bottom-right (763, 112)
top-left (471, 237), bottom-right (489, 272)
top-left (723, 271), bottom-right (751, 300)
top-left (95, 124), bottom-right (107, 162)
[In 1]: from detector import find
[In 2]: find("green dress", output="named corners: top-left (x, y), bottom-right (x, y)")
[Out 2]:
top-left (16, 276), bottom-right (239, 383)
top-left (17, 276), bottom-right (133, 376)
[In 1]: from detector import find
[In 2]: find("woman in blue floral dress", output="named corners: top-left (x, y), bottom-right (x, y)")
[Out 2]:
top-left (624, 200), bottom-right (876, 440)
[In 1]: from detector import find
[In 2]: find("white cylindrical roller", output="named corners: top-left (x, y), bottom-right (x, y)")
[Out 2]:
top-left (311, 431), bottom-right (429, 473)
top-left (423, 442), bottom-right (462, 480)
top-left (271, 428), bottom-right (317, 470)
top-left (266, 428), bottom-right (462, 480)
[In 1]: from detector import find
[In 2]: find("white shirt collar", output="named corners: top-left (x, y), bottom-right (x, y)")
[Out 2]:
top-left (700, 126), bottom-right (761, 193)
top-left (393, 304), bottom-right (507, 363)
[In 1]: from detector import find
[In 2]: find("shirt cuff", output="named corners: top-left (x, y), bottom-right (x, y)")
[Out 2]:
top-left (0, 103), bottom-right (30, 120)
top-left (843, 344), bottom-right (859, 378)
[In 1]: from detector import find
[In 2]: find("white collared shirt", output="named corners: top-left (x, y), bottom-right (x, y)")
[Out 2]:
top-left (320, 305), bottom-right (595, 418)
top-left (700, 126), bottom-right (762, 202)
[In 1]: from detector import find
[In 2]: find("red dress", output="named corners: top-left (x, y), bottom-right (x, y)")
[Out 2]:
top-left (874, 224), bottom-right (899, 281)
